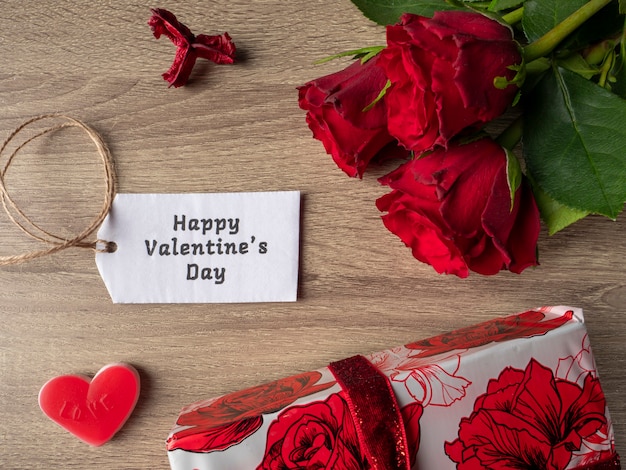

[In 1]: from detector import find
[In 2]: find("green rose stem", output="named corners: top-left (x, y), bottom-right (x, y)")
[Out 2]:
top-left (523, 0), bottom-right (613, 62)
top-left (598, 49), bottom-right (615, 87)
top-left (502, 7), bottom-right (523, 25)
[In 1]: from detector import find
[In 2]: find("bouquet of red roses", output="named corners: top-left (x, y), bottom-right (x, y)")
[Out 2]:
top-left (298, 0), bottom-right (626, 278)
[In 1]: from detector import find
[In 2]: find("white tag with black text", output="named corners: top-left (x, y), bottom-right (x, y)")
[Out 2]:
top-left (95, 192), bottom-right (300, 303)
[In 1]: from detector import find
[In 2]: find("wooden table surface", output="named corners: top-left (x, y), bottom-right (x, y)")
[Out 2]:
top-left (0, 1), bottom-right (624, 468)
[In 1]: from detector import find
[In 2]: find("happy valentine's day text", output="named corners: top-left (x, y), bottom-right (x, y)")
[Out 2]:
top-left (144, 214), bottom-right (268, 284)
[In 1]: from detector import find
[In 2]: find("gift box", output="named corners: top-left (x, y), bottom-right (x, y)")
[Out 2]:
top-left (166, 306), bottom-right (620, 469)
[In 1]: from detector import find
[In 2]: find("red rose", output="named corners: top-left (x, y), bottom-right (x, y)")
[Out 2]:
top-left (445, 359), bottom-right (608, 469)
top-left (257, 393), bottom-right (368, 469)
top-left (405, 309), bottom-right (574, 357)
top-left (298, 55), bottom-right (406, 177)
top-left (376, 137), bottom-right (540, 277)
top-left (167, 371), bottom-right (334, 452)
top-left (377, 11), bottom-right (521, 153)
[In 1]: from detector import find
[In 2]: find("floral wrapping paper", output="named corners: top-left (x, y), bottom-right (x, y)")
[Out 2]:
top-left (166, 306), bottom-right (620, 469)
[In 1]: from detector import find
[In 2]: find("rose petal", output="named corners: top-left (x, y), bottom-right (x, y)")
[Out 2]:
top-left (148, 8), bottom-right (193, 45)
top-left (194, 33), bottom-right (237, 64)
top-left (149, 8), bottom-right (236, 87)
top-left (162, 46), bottom-right (198, 88)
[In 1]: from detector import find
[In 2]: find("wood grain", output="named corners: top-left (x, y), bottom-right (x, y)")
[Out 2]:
top-left (0, 1), bottom-right (624, 468)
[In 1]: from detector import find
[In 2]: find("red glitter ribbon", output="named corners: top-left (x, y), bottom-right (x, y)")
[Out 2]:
top-left (328, 355), bottom-right (411, 470)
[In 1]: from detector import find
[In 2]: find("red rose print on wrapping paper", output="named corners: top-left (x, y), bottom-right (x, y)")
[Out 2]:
top-left (369, 347), bottom-right (471, 407)
top-left (557, 334), bottom-right (618, 469)
top-left (377, 11), bottom-right (521, 153)
top-left (167, 370), bottom-right (335, 452)
top-left (572, 424), bottom-right (618, 470)
top-left (406, 309), bottom-right (574, 358)
top-left (256, 392), bottom-right (424, 470)
top-left (257, 393), bottom-right (368, 469)
top-left (148, 8), bottom-right (236, 88)
top-left (557, 333), bottom-right (598, 386)
top-left (445, 359), bottom-right (609, 469)
top-left (298, 54), bottom-right (409, 178)
top-left (376, 137), bottom-right (540, 277)
top-left (402, 401), bottom-right (424, 468)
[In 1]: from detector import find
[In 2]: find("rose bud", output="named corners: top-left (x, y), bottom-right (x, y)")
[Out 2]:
top-left (298, 55), bottom-right (406, 178)
top-left (378, 11), bottom-right (522, 153)
top-left (376, 137), bottom-right (540, 277)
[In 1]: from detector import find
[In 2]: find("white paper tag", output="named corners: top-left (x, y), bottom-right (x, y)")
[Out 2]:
top-left (95, 192), bottom-right (300, 303)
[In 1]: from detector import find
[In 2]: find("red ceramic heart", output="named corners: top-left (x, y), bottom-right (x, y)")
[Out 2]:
top-left (38, 363), bottom-right (140, 446)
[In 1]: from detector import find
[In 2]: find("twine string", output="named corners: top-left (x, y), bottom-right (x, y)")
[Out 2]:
top-left (0, 114), bottom-right (116, 266)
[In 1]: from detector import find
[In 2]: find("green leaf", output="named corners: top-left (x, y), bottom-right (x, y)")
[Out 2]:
top-left (523, 66), bottom-right (626, 218)
top-left (314, 46), bottom-right (385, 64)
top-left (489, 0), bottom-right (524, 11)
top-left (620, 0), bottom-right (626, 13)
top-left (505, 149), bottom-right (522, 210)
top-left (348, 0), bottom-right (462, 25)
top-left (557, 53), bottom-right (599, 80)
top-left (531, 181), bottom-right (590, 234)
top-left (362, 79), bottom-right (392, 112)
top-left (522, 0), bottom-right (587, 42)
